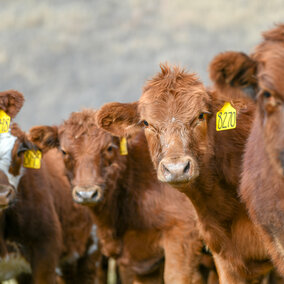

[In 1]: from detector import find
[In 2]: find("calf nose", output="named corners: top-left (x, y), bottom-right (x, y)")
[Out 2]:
top-left (72, 186), bottom-right (102, 204)
top-left (158, 156), bottom-right (196, 184)
top-left (0, 185), bottom-right (16, 208)
top-left (162, 160), bottom-right (190, 177)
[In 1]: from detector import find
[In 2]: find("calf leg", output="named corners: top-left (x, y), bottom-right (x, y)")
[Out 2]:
top-left (118, 265), bottom-right (135, 284)
top-left (31, 244), bottom-right (58, 284)
top-left (207, 270), bottom-right (219, 284)
top-left (61, 252), bottom-right (107, 284)
top-left (133, 266), bottom-right (164, 284)
top-left (118, 264), bottom-right (163, 284)
top-left (17, 273), bottom-right (32, 284)
top-left (163, 227), bottom-right (204, 284)
top-left (213, 254), bottom-right (246, 284)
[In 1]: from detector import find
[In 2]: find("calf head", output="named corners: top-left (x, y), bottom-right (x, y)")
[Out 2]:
top-left (0, 90), bottom-right (25, 210)
top-left (209, 51), bottom-right (258, 100)
top-left (97, 64), bottom-right (212, 190)
top-left (29, 109), bottom-right (127, 205)
top-left (210, 24), bottom-right (284, 177)
top-left (253, 24), bottom-right (284, 177)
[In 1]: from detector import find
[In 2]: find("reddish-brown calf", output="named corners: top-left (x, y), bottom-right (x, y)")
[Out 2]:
top-left (95, 64), bottom-right (279, 283)
top-left (209, 24), bottom-right (284, 277)
top-left (0, 91), bottom-right (106, 284)
top-left (29, 109), bottom-right (217, 284)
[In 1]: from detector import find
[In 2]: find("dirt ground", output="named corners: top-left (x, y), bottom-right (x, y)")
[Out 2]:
top-left (0, 0), bottom-right (284, 130)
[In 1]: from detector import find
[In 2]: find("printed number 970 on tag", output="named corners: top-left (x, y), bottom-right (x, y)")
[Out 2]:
top-left (216, 102), bottom-right (237, 131)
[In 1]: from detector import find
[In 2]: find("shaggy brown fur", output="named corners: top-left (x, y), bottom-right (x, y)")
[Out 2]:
top-left (209, 52), bottom-right (258, 100)
top-left (209, 24), bottom-right (284, 277)
top-left (0, 92), bottom-right (107, 284)
top-left (0, 90), bottom-right (24, 119)
top-left (29, 109), bottom-right (218, 284)
top-left (95, 64), bottom-right (282, 283)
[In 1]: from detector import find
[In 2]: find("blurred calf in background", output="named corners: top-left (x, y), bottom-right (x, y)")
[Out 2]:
top-left (0, 90), bottom-right (107, 284)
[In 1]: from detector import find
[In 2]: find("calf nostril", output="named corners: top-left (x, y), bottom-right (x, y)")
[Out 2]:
top-left (162, 163), bottom-right (170, 174)
top-left (75, 191), bottom-right (82, 198)
top-left (91, 190), bottom-right (98, 200)
top-left (183, 161), bottom-right (190, 174)
top-left (5, 189), bottom-right (12, 198)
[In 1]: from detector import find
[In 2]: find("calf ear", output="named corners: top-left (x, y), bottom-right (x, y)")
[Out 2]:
top-left (96, 102), bottom-right (141, 137)
top-left (262, 24), bottom-right (284, 42)
top-left (10, 124), bottom-right (37, 164)
top-left (0, 90), bottom-right (25, 118)
top-left (28, 126), bottom-right (59, 152)
top-left (209, 51), bottom-right (258, 99)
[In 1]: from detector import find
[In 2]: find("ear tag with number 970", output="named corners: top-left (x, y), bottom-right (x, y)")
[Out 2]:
top-left (120, 137), bottom-right (128, 155)
top-left (216, 102), bottom-right (237, 131)
top-left (0, 110), bottom-right (11, 134)
top-left (23, 150), bottom-right (42, 169)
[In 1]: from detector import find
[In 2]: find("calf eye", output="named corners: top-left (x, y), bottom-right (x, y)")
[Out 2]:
top-left (61, 149), bottom-right (67, 155)
top-left (107, 146), bottom-right (113, 152)
top-left (263, 91), bottom-right (271, 98)
top-left (143, 120), bottom-right (149, 126)
top-left (198, 113), bottom-right (205, 120)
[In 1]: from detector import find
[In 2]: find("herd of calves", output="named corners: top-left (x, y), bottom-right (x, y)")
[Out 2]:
top-left (0, 23), bottom-right (283, 284)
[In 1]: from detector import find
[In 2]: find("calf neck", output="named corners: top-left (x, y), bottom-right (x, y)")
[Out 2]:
top-left (29, 109), bottom-right (218, 284)
top-left (209, 24), bottom-right (284, 277)
top-left (96, 65), bottom-right (276, 283)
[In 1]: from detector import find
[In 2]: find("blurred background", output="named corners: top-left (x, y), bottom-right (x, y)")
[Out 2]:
top-left (0, 0), bottom-right (283, 130)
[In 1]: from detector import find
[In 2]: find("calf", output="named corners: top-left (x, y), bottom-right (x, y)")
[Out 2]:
top-left (209, 24), bottom-right (284, 276)
top-left (0, 91), bottom-right (106, 283)
top-left (29, 109), bottom-right (218, 284)
top-left (0, 90), bottom-right (24, 259)
top-left (95, 64), bottom-right (280, 283)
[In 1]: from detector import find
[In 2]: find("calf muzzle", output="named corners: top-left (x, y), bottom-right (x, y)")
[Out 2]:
top-left (0, 184), bottom-right (16, 209)
top-left (158, 156), bottom-right (196, 185)
top-left (72, 185), bottom-right (103, 204)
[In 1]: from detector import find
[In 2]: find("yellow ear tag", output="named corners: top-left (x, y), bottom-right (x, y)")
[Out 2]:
top-left (0, 110), bottom-right (11, 133)
top-left (216, 102), bottom-right (237, 131)
top-left (120, 137), bottom-right (128, 155)
top-left (23, 150), bottom-right (42, 169)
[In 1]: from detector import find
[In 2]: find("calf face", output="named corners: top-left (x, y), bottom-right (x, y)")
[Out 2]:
top-left (209, 25), bottom-right (284, 177)
top-left (0, 90), bottom-right (25, 210)
top-left (97, 65), bottom-right (212, 189)
top-left (0, 171), bottom-right (15, 210)
top-left (253, 27), bottom-right (284, 177)
top-left (0, 124), bottom-right (36, 211)
top-left (29, 110), bottom-right (126, 205)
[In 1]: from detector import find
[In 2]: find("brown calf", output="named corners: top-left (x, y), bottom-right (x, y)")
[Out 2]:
top-left (29, 109), bottom-right (217, 284)
top-left (0, 91), bottom-right (106, 283)
top-left (0, 90), bottom-right (24, 213)
top-left (209, 24), bottom-right (284, 276)
top-left (95, 64), bottom-right (279, 283)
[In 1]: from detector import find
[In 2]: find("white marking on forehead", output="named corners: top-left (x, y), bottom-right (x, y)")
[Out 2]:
top-left (0, 132), bottom-right (25, 189)
top-left (171, 117), bottom-right (176, 122)
top-left (159, 126), bottom-right (188, 154)
top-left (88, 224), bottom-right (99, 255)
